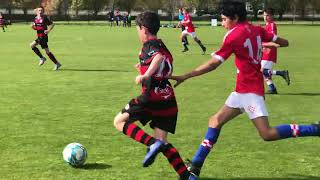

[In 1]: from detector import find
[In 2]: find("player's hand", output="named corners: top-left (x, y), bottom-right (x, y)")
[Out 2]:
top-left (134, 63), bottom-right (140, 71)
top-left (135, 75), bottom-right (148, 85)
top-left (170, 75), bottom-right (187, 88)
top-left (44, 30), bottom-right (50, 34)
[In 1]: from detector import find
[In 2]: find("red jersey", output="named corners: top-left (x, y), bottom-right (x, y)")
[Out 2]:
top-left (33, 15), bottom-right (52, 37)
top-left (262, 22), bottom-right (277, 62)
top-left (212, 21), bottom-right (277, 96)
top-left (182, 13), bottom-right (195, 33)
top-left (139, 38), bottom-right (175, 101)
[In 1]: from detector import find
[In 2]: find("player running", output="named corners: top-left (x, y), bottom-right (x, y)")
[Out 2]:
top-left (113, 11), bottom-right (197, 180)
top-left (30, 7), bottom-right (61, 70)
top-left (262, 8), bottom-right (290, 94)
top-left (170, 2), bottom-right (320, 178)
top-left (0, 13), bottom-right (7, 32)
top-left (180, 7), bottom-right (206, 54)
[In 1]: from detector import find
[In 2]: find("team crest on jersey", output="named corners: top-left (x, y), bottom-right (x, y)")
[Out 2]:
top-left (154, 84), bottom-right (172, 99)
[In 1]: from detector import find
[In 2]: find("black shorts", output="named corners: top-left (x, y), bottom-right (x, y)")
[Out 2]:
top-left (121, 96), bottom-right (178, 134)
top-left (35, 36), bottom-right (48, 49)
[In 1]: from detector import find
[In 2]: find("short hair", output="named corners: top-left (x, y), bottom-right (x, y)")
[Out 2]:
top-left (220, 1), bottom-right (247, 22)
top-left (136, 11), bottom-right (160, 35)
top-left (34, 6), bottom-right (45, 13)
top-left (264, 7), bottom-right (275, 16)
top-left (182, 7), bottom-right (190, 13)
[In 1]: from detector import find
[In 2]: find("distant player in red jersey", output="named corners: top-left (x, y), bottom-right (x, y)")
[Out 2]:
top-left (30, 7), bottom-right (61, 70)
top-left (0, 13), bottom-right (6, 32)
top-left (262, 8), bottom-right (290, 94)
top-left (180, 7), bottom-right (206, 54)
top-left (113, 11), bottom-right (197, 180)
top-left (171, 2), bottom-right (320, 178)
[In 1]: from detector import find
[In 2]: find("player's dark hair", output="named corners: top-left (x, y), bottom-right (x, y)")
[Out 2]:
top-left (264, 7), bottom-right (275, 16)
top-left (183, 7), bottom-right (190, 13)
top-left (136, 11), bottom-right (160, 35)
top-left (220, 1), bottom-right (247, 22)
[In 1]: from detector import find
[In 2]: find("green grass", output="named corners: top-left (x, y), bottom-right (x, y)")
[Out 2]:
top-left (0, 23), bottom-right (320, 180)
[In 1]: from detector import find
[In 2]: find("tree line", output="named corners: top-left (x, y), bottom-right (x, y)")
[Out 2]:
top-left (0, 0), bottom-right (320, 20)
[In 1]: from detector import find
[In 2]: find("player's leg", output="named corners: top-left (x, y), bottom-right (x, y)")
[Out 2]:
top-left (181, 26), bottom-right (189, 45)
top-left (30, 40), bottom-right (45, 64)
top-left (261, 60), bottom-right (277, 94)
top-left (192, 35), bottom-right (206, 55)
top-left (114, 99), bottom-right (157, 147)
top-left (44, 47), bottom-right (61, 70)
top-left (272, 69), bottom-right (290, 85)
top-left (1, 25), bottom-right (4, 32)
top-left (181, 30), bottom-right (189, 52)
top-left (190, 105), bottom-right (242, 176)
top-left (114, 111), bottom-right (157, 147)
top-left (150, 128), bottom-right (197, 180)
top-left (252, 116), bottom-right (320, 141)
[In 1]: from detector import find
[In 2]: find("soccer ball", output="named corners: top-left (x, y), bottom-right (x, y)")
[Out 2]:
top-left (62, 143), bottom-right (87, 167)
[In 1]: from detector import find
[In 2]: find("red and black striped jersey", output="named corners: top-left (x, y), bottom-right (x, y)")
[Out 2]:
top-left (138, 38), bottom-right (175, 101)
top-left (32, 15), bottom-right (52, 37)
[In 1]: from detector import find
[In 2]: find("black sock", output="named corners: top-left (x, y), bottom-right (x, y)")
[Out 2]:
top-left (47, 52), bottom-right (59, 64)
top-left (196, 39), bottom-right (205, 48)
top-left (276, 70), bottom-right (285, 76)
top-left (32, 47), bottom-right (43, 58)
top-left (182, 40), bottom-right (188, 49)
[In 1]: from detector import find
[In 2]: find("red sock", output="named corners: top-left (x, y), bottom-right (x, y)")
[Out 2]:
top-left (122, 122), bottom-right (156, 146)
top-left (162, 144), bottom-right (190, 179)
top-left (47, 52), bottom-right (59, 64)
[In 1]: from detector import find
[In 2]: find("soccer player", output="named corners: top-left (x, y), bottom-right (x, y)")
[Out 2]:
top-left (180, 7), bottom-right (206, 54)
top-left (30, 7), bottom-right (61, 70)
top-left (170, 2), bottom-right (320, 178)
top-left (261, 7), bottom-right (290, 94)
top-left (0, 13), bottom-right (6, 32)
top-left (113, 11), bottom-right (197, 180)
top-left (107, 10), bottom-right (114, 27)
top-left (178, 8), bottom-right (189, 46)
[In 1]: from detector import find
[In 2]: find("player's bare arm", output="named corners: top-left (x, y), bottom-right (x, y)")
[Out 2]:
top-left (262, 42), bottom-right (280, 48)
top-left (134, 63), bottom-right (140, 72)
top-left (45, 23), bottom-right (54, 34)
top-left (135, 53), bottom-right (163, 85)
top-left (274, 37), bottom-right (289, 47)
top-left (171, 57), bottom-right (222, 87)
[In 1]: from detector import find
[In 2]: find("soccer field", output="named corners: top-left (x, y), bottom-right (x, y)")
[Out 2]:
top-left (0, 23), bottom-right (320, 180)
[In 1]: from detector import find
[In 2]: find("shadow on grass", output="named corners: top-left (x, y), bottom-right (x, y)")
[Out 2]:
top-left (275, 93), bottom-right (320, 96)
top-left (81, 163), bottom-right (112, 170)
top-left (201, 175), bottom-right (320, 180)
top-left (61, 68), bottom-right (131, 72)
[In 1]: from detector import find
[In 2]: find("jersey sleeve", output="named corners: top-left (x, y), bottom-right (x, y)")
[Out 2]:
top-left (270, 23), bottom-right (277, 35)
top-left (143, 40), bottom-right (162, 64)
top-left (44, 16), bottom-right (53, 26)
top-left (211, 36), bottom-right (233, 63)
top-left (262, 27), bottom-right (277, 42)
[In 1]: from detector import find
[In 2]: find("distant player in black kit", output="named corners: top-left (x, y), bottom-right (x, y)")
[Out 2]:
top-left (30, 7), bottom-right (61, 70)
top-left (0, 13), bottom-right (6, 32)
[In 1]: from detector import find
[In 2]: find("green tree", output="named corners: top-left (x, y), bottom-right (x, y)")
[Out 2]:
top-left (266, 0), bottom-right (291, 20)
top-left (114, 0), bottom-right (138, 12)
top-left (247, 0), bottom-right (264, 20)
